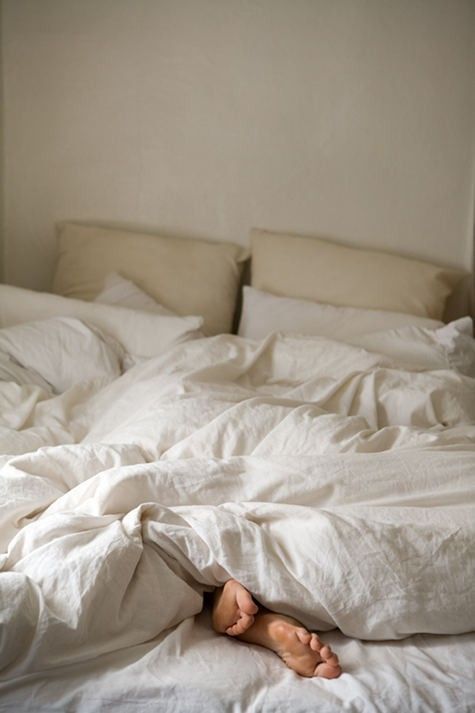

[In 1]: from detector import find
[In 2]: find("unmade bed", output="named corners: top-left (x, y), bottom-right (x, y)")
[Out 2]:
top-left (0, 224), bottom-right (474, 712)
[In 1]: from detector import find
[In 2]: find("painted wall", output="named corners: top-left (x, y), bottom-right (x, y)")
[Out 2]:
top-left (1, 0), bottom-right (474, 291)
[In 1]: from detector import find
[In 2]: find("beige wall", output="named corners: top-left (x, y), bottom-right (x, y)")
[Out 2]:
top-left (1, 0), bottom-right (474, 291)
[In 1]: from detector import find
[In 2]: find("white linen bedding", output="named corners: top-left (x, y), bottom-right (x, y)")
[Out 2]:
top-left (0, 616), bottom-right (473, 713)
top-left (238, 286), bottom-right (445, 339)
top-left (0, 285), bottom-right (204, 360)
top-left (0, 315), bottom-right (474, 711)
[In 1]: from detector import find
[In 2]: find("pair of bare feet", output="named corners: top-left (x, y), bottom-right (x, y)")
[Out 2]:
top-left (211, 579), bottom-right (342, 679)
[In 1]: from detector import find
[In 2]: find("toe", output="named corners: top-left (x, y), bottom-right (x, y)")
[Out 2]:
top-left (320, 645), bottom-right (331, 659)
top-left (314, 662), bottom-right (342, 679)
top-left (226, 622), bottom-right (243, 636)
top-left (225, 612), bottom-right (254, 636)
top-left (309, 633), bottom-right (322, 652)
top-left (296, 629), bottom-right (312, 645)
top-left (237, 613), bottom-right (252, 631)
top-left (236, 587), bottom-right (258, 616)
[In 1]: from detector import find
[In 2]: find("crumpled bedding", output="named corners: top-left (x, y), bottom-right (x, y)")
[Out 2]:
top-left (0, 317), bottom-right (474, 689)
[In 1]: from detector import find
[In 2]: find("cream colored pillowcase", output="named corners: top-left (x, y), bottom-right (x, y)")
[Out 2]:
top-left (53, 223), bottom-right (249, 335)
top-left (250, 229), bottom-right (466, 320)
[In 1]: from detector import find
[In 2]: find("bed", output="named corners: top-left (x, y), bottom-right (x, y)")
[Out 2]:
top-left (0, 224), bottom-right (474, 712)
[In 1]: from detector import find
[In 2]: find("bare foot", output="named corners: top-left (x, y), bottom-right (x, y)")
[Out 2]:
top-left (237, 612), bottom-right (342, 679)
top-left (212, 579), bottom-right (259, 636)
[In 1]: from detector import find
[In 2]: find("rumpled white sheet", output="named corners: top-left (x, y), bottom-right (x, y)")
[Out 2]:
top-left (1, 616), bottom-right (473, 713)
top-left (0, 320), bottom-right (474, 695)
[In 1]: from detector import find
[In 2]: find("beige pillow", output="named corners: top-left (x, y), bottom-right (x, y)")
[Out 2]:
top-left (250, 229), bottom-right (466, 320)
top-left (53, 223), bottom-right (249, 335)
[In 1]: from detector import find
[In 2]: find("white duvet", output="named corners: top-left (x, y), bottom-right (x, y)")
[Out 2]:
top-left (0, 314), bottom-right (474, 684)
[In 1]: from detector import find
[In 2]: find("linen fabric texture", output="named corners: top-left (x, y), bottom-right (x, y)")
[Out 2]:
top-left (250, 229), bottom-right (466, 320)
top-left (239, 286), bottom-right (443, 340)
top-left (53, 223), bottom-right (249, 335)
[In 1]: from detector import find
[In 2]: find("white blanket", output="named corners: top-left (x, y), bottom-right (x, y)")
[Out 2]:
top-left (0, 319), bottom-right (474, 681)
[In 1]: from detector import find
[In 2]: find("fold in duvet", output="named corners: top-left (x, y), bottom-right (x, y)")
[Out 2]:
top-left (0, 326), bottom-right (474, 679)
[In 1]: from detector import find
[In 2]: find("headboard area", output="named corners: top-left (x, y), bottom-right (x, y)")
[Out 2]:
top-left (51, 222), bottom-right (473, 339)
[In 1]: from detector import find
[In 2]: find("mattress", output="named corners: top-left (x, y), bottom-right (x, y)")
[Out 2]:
top-left (0, 308), bottom-right (474, 712)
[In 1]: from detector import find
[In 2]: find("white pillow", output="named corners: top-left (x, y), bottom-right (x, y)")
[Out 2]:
top-left (0, 317), bottom-right (123, 393)
top-left (94, 272), bottom-right (175, 315)
top-left (349, 318), bottom-right (475, 375)
top-left (238, 287), bottom-right (443, 340)
top-left (0, 351), bottom-right (53, 392)
top-left (0, 285), bottom-right (203, 360)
